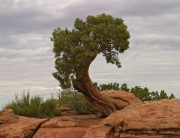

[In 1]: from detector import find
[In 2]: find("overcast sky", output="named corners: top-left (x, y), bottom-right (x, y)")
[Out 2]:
top-left (0, 0), bottom-right (180, 109)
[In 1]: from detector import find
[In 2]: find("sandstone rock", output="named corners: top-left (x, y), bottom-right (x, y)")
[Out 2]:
top-left (33, 127), bottom-right (88, 138)
top-left (0, 109), bottom-right (18, 124)
top-left (41, 116), bottom-right (77, 128)
top-left (2, 94), bottom-right (180, 138)
top-left (61, 110), bottom-right (79, 116)
top-left (41, 114), bottom-right (102, 128)
top-left (102, 90), bottom-right (142, 109)
top-left (83, 125), bottom-right (112, 138)
top-left (33, 114), bottom-right (103, 138)
top-left (101, 98), bottom-right (180, 137)
top-left (0, 109), bottom-right (47, 138)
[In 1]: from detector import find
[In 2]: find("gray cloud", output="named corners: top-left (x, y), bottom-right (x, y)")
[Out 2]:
top-left (0, 0), bottom-right (180, 109)
top-left (116, 0), bottom-right (180, 16)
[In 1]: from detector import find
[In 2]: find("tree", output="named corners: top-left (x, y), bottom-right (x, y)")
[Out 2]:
top-left (93, 82), bottom-right (176, 102)
top-left (159, 90), bottom-right (168, 99)
top-left (120, 83), bottom-right (129, 92)
top-left (150, 91), bottom-right (160, 101)
top-left (51, 13), bottom-right (130, 116)
top-left (130, 86), bottom-right (175, 102)
top-left (131, 86), bottom-right (151, 101)
top-left (169, 93), bottom-right (175, 99)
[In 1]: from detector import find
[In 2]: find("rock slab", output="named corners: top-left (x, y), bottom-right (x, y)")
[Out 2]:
top-left (33, 114), bottom-right (103, 138)
top-left (0, 109), bottom-right (18, 124)
top-left (0, 109), bottom-right (47, 138)
top-left (101, 98), bottom-right (180, 137)
top-left (83, 125), bottom-right (113, 138)
top-left (2, 96), bottom-right (180, 138)
top-left (102, 90), bottom-right (142, 109)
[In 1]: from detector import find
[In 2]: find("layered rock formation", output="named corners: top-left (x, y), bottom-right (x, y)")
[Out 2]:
top-left (102, 90), bottom-right (143, 109)
top-left (0, 109), bottom-right (102, 138)
top-left (99, 98), bottom-right (180, 137)
top-left (33, 114), bottom-right (103, 138)
top-left (1, 91), bottom-right (180, 138)
top-left (0, 109), bottom-right (47, 138)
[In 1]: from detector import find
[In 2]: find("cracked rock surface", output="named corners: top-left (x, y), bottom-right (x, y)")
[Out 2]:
top-left (1, 92), bottom-right (180, 138)
top-left (101, 98), bottom-right (180, 137)
top-left (0, 109), bottom-right (47, 138)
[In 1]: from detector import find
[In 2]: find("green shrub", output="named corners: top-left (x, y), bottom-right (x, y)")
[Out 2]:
top-left (93, 82), bottom-right (176, 102)
top-left (39, 98), bottom-right (61, 118)
top-left (3, 91), bottom-right (61, 118)
top-left (57, 89), bottom-right (95, 114)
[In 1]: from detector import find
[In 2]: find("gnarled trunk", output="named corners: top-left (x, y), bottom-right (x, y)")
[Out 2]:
top-left (73, 68), bottom-right (121, 116)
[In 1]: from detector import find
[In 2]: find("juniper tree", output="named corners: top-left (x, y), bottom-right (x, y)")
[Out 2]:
top-left (51, 13), bottom-right (130, 116)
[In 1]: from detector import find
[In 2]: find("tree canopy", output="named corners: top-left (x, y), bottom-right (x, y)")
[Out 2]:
top-left (51, 13), bottom-right (130, 89)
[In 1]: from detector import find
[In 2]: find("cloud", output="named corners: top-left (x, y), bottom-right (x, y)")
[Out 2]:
top-left (172, 83), bottom-right (180, 86)
top-left (117, 0), bottom-right (180, 16)
top-left (0, 0), bottom-right (69, 35)
top-left (0, 0), bottom-right (180, 108)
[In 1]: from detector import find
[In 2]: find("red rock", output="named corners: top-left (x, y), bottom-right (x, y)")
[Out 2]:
top-left (33, 114), bottom-right (103, 138)
top-left (102, 90), bottom-right (142, 109)
top-left (83, 125), bottom-right (112, 138)
top-left (0, 109), bottom-right (17, 124)
top-left (41, 116), bottom-right (76, 128)
top-left (101, 98), bottom-right (180, 137)
top-left (2, 93), bottom-right (180, 138)
top-left (0, 109), bottom-right (47, 138)
top-left (33, 127), bottom-right (88, 138)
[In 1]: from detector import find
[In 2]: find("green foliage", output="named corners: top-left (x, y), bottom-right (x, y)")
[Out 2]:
top-left (130, 86), bottom-right (175, 101)
top-left (3, 92), bottom-right (61, 118)
top-left (93, 82), bottom-right (176, 102)
top-left (120, 83), bottom-right (130, 92)
top-left (57, 89), bottom-right (95, 114)
top-left (131, 86), bottom-right (152, 101)
top-left (93, 82), bottom-right (120, 91)
top-left (169, 93), bottom-right (175, 99)
top-left (52, 13), bottom-right (130, 89)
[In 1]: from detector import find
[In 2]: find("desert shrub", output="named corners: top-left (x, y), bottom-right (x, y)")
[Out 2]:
top-left (57, 89), bottom-right (95, 114)
top-left (39, 97), bottom-right (61, 118)
top-left (3, 92), bottom-right (61, 118)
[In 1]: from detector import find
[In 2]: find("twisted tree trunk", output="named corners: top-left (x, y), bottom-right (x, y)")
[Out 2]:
top-left (73, 67), bottom-right (122, 116)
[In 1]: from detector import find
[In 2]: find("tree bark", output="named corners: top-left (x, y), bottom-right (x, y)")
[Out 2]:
top-left (73, 68), bottom-right (120, 116)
